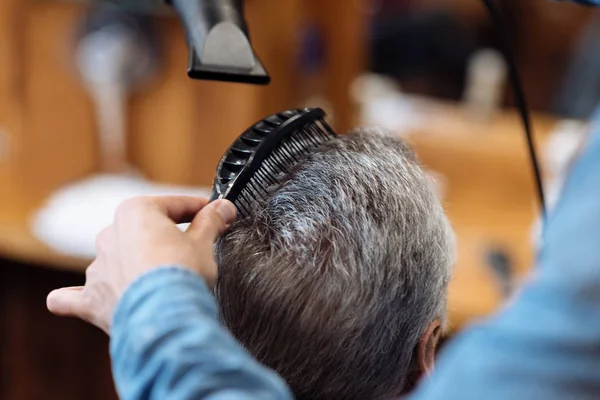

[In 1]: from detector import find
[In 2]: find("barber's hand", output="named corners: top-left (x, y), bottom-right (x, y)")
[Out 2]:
top-left (46, 196), bottom-right (237, 334)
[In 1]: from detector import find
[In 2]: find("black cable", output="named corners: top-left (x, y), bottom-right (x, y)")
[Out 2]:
top-left (481, 0), bottom-right (547, 218)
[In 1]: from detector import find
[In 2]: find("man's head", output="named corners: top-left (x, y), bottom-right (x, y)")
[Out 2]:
top-left (215, 130), bottom-right (455, 399)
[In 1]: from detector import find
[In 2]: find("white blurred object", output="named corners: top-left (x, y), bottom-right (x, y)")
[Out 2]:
top-left (351, 73), bottom-right (421, 135)
top-left (31, 174), bottom-right (211, 259)
top-left (531, 120), bottom-right (588, 249)
top-left (463, 49), bottom-right (508, 121)
top-left (351, 73), bottom-right (400, 101)
top-left (76, 16), bottom-right (156, 172)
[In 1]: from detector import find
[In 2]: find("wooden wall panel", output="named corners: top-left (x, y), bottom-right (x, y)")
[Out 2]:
top-left (19, 2), bottom-right (96, 204)
top-left (307, 0), bottom-right (365, 133)
top-left (5, 0), bottom-right (305, 195)
top-left (128, 17), bottom-right (211, 186)
top-left (0, 0), bottom-right (25, 205)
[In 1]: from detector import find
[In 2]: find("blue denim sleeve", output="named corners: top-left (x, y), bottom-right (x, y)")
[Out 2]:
top-left (110, 267), bottom-right (293, 400)
top-left (410, 110), bottom-right (600, 399)
top-left (567, 0), bottom-right (600, 5)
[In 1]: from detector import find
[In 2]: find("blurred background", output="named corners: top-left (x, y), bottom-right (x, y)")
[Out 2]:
top-left (0, 0), bottom-right (597, 398)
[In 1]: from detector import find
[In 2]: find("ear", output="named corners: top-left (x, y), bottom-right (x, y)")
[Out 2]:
top-left (418, 319), bottom-right (442, 376)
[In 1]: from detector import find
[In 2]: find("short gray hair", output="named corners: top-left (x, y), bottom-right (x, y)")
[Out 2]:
top-left (215, 129), bottom-right (454, 399)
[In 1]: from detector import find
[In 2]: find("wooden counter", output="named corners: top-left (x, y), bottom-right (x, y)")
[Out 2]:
top-left (0, 195), bottom-right (87, 272)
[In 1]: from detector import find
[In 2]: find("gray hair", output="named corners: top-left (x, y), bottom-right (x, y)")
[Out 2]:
top-left (215, 129), bottom-right (455, 400)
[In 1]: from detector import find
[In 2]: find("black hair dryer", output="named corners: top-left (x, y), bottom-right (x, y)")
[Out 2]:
top-left (167, 0), bottom-right (270, 85)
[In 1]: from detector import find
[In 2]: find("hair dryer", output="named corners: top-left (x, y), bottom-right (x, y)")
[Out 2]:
top-left (167, 0), bottom-right (270, 85)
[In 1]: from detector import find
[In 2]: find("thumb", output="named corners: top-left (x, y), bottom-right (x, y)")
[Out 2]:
top-left (47, 287), bottom-right (86, 318)
top-left (187, 199), bottom-right (237, 243)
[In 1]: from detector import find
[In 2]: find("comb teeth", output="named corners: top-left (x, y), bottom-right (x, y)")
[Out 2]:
top-left (211, 108), bottom-right (336, 217)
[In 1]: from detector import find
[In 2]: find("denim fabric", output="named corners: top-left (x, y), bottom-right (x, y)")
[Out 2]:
top-left (110, 267), bottom-right (293, 400)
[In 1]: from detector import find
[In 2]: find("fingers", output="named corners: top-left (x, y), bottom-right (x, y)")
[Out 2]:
top-left (47, 287), bottom-right (85, 317)
top-left (152, 196), bottom-right (210, 223)
top-left (116, 196), bottom-right (210, 224)
top-left (187, 199), bottom-right (237, 243)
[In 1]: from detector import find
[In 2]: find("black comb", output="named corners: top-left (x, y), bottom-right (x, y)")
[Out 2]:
top-left (210, 108), bottom-right (337, 216)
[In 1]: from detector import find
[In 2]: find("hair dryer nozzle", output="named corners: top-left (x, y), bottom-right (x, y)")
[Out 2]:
top-left (168, 0), bottom-right (270, 85)
top-left (187, 31), bottom-right (270, 84)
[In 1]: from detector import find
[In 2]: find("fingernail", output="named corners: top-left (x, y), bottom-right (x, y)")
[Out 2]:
top-left (46, 290), bottom-right (59, 310)
top-left (216, 200), bottom-right (237, 225)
